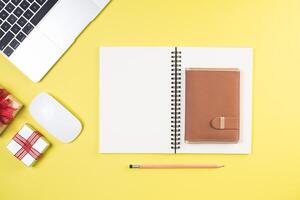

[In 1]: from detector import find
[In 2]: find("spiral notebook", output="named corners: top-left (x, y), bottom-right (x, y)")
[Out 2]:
top-left (99, 47), bottom-right (253, 154)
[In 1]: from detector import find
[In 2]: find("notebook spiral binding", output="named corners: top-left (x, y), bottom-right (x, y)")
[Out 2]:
top-left (171, 47), bottom-right (182, 153)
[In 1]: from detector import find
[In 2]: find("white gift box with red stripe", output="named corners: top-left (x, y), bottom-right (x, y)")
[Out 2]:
top-left (7, 124), bottom-right (50, 166)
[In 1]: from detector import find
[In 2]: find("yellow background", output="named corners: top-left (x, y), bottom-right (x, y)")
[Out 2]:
top-left (1, 0), bottom-right (300, 199)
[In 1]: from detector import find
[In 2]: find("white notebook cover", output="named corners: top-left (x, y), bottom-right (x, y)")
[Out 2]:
top-left (99, 47), bottom-right (253, 154)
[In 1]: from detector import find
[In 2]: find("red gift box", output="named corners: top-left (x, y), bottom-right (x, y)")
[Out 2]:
top-left (0, 88), bottom-right (23, 134)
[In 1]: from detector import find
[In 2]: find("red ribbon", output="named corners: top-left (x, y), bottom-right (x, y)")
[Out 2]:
top-left (13, 131), bottom-right (42, 160)
top-left (0, 89), bottom-right (16, 126)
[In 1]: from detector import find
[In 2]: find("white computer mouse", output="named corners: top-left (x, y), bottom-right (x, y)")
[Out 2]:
top-left (29, 93), bottom-right (82, 143)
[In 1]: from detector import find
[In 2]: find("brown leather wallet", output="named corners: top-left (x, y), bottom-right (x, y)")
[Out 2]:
top-left (185, 68), bottom-right (240, 143)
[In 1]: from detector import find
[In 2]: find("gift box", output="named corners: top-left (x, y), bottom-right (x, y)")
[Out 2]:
top-left (7, 124), bottom-right (50, 167)
top-left (0, 87), bottom-right (23, 135)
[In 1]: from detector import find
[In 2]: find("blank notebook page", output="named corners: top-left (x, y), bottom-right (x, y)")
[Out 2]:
top-left (179, 47), bottom-right (253, 154)
top-left (100, 47), bottom-right (173, 153)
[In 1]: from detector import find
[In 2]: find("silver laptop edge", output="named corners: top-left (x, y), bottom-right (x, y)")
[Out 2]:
top-left (3, 0), bottom-right (110, 82)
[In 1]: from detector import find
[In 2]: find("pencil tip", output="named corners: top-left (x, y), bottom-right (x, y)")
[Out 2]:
top-left (129, 164), bottom-right (133, 168)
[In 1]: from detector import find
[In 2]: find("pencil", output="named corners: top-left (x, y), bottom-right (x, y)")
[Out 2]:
top-left (129, 164), bottom-right (224, 169)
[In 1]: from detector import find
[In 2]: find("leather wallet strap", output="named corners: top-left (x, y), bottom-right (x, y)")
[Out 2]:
top-left (211, 117), bottom-right (239, 130)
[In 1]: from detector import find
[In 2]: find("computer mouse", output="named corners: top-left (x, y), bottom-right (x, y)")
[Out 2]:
top-left (29, 93), bottom-right (82, 143)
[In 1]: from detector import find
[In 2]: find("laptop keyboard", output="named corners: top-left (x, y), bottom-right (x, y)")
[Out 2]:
top-left (0, 0), bottom-right (58, 57)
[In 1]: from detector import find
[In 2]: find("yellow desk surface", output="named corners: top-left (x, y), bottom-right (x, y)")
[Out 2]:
top-left (1, 0), bottom-right (300, 199)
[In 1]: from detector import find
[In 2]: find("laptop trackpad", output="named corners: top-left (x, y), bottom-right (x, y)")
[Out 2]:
top-left (38, 0), bottom-right (100, 50)
top-left (10, 29), bottom-right (63, 82)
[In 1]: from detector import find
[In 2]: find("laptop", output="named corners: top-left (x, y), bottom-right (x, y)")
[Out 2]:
top-left (0, 0), bottom-right (110, 82)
